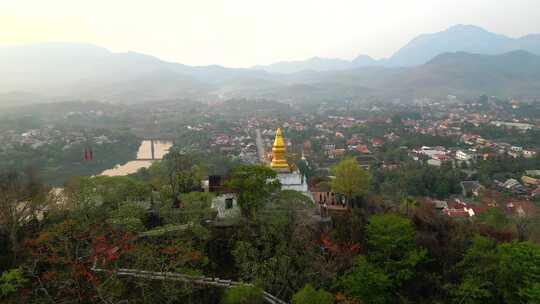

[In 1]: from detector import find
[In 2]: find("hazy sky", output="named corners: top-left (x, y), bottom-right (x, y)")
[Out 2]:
top-left (2, 0), bottom-right (539, 67)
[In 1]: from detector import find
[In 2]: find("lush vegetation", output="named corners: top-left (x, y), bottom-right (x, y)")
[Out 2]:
top-left (1, 152), bottom-right (539, 304)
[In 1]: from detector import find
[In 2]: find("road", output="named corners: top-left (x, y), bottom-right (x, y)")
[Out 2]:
top-left (255, 128), bottom-right (266, 164)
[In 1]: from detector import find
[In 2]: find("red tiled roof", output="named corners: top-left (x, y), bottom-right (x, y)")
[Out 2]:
top-left (372, 138), bottom-right (384, 146)
top-left (356, 144), bottom-right (371, 154)
top-left (447, 200), bottom-right (466, 209)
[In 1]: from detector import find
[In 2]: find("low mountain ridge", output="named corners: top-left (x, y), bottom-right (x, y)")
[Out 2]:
top-left (0, 42), bottom-right (270, 103)
top-left (388, 24), bottom-right (540, 67)
top-left (246, 51), bottom-right (540, 102)
top-left (252, 57), bottom-right (360, 74)
top-left (2, 41), bottom-right (540, 106)
top-left (254, 24), bottom-right (540, 73)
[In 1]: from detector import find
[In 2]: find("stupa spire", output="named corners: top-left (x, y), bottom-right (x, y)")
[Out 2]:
top-left (270, 127), bottom-right (290, 172)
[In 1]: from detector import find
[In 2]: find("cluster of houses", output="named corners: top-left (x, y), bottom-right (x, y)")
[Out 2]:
top-left (180, 99), bottom-right (539, 179)
top-left (460, 133), bottom-right (537, 159)
top-left (410, 146), bottom-right (477, 167)
top-left (209, 132), bottom-right (259, 163)
top-left (412, 141), bottom-right (537, 168)
top-left (421, 175), bottom-right (539, 220)
top-left (430, 197), bottom-right (535, 219)
top-left (0, 126), bottom-right (116, 152)
top-left (498, 170), bottom-right (540, 198)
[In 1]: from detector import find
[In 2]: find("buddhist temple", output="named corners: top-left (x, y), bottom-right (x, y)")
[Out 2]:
top-left (270, 127), bottom-right (311, 198)
top-left (270, 128), bottom-right (290, 172)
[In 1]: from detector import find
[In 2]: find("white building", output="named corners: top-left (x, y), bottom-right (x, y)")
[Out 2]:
top-left (523, 150), bottom-right (537, 158)
top-left (211, 193), bottom-right (239, 220)
top-left (277, 171), bottom-right (309, 194)
top-left (510, 146), bottom-right (523, 153)
top-left (271, 128), bottom-right (312, 200)
top-left (456, 150), bottom-right (473, 161)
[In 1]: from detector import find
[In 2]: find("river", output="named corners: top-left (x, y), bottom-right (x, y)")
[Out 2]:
top-left (100, 140), bottom-right (173, 176)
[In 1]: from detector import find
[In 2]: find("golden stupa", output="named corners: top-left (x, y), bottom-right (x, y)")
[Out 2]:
top-left (270, 128), bottom-right (290, 172)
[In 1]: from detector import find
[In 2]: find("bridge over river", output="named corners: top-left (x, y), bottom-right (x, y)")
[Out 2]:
top-left (135, 139), bottom-right (175, 161)
top-left (100, 139), bottom-right (173, 176)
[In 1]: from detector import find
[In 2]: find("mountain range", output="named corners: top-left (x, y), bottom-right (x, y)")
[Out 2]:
top-left (254, 25), bottom-right (540, 73)
top-left (0, 42), bottom-right (277, 103)
top-left (1, 24), bottom-right (540, 106)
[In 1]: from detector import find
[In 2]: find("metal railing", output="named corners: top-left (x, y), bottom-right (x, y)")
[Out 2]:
top-left (91, 264), bottom-right (288, 304)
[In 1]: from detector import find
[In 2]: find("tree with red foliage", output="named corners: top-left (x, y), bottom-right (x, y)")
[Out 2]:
top-left (320, 233), bottom-right (360, 256)
top-left (92, 231), bottom-right (132, 268)
top-left (23, 219), bottom-right (104, 302)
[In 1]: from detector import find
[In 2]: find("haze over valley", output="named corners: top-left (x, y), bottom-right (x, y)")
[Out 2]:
top-left (3, 24), bottom-right (540, 106)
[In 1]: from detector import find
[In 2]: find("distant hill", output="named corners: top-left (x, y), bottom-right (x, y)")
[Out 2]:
top-left (253, 25), bottom-right (540, 73)
top-left (3, 40), bottom-right (540, 106)
top-left (0, 42), bottom-right (271, 103)
top-left (252, 56), bottom-right (377, 74)
top-left (0, 91), bottom-right (55, 108)
top-left (387, 24), bottom-right (540, 66)
top-left (247, 51), bottom-right (540, 101)
top-left (365, 50), bottom-right (540, 98)
top-left (252, 55), bottom-right (380, 74)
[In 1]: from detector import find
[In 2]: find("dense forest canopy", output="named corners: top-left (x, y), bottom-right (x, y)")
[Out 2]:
top-left (0, 150), bottom-right (539, 303)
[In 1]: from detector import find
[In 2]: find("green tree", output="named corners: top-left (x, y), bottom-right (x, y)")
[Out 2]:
top-left (451, 236), bottom-right (498, 304)
top-left (108, 201), bottom-right (147, 233)
top-left (331, 158), bottom-right (370, 206)
top-left (64, 176), bottom-right (100, 216)
top-left (292, 284), bottom-right (333, 304)
top-left (221, 284), bottom-right (265, 304)
top-left (232, 191), bottom-right (319, 300)
top-left (297, 159), bottom-right (315, 181)
top-left (165, 151), bottom-right (204, 195)
top-left (92, 175), bottom-right (150, 207)
top-left (159, 192), bottom-right (216, 224)
top-left (477, 207), bottom-right (509, 228)
top-left (232, 226), bottom-right (301, 299)
top-left (338, 256), bottom-right (392, 304)
top-left (226, 165), bottom-right (280, 219)
top-left (0, 169), bottom-right (48, 263)
top-left (497, 241), bottom-right (540, 304)
top-left (338, 214), bottom-right (427, 304)
top-left (400, 196), bottom-right (419, 216)
top-left (453, 237), bottom-right (540, 304)
top-left (452, 277), bottom-right (495, 304)
top-left (0, 268), bottom-right (28, 298)
top-left (366, 214), bottom-right (427, 284)
top-left (272, 190), bottom-right (313, 210)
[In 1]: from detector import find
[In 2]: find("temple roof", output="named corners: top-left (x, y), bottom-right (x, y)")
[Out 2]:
top-left (271, 127), bottom-right (290, 171)
top-left (273, 128), bottom-right (285, 148)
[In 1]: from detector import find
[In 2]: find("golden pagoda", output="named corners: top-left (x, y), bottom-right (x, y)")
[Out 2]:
top-left (270, 128), bottom-right (290, 172)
